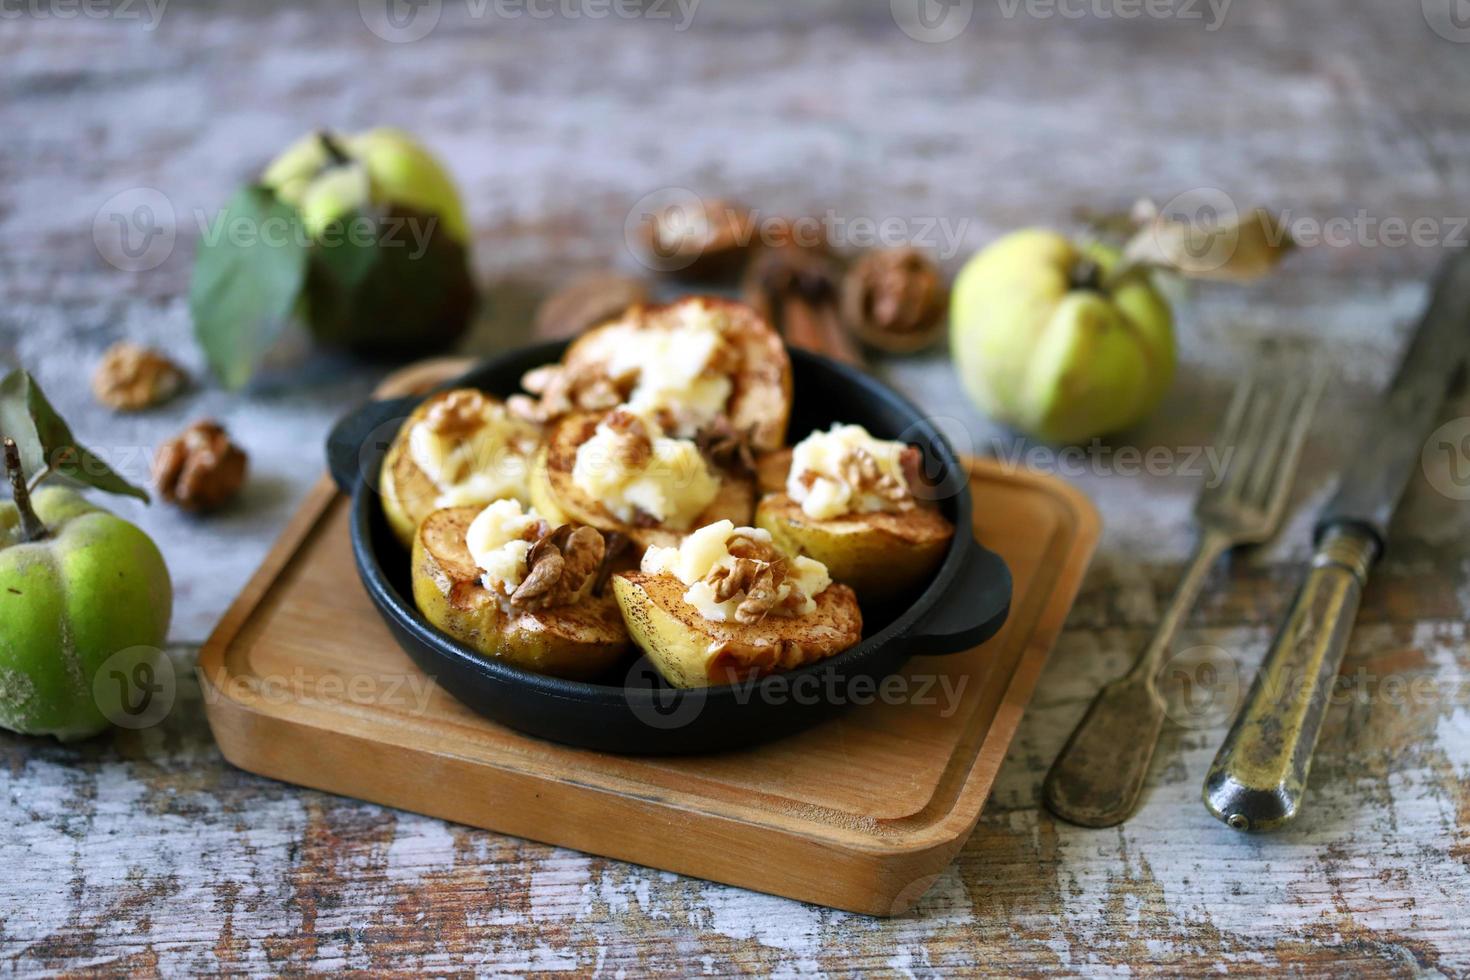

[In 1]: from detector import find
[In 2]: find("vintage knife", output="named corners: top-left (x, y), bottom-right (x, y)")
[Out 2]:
top-left (1204, 249), bottom-right (1470, 832)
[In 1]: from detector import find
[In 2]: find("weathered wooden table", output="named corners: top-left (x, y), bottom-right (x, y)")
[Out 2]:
top-left (4, 0), bottom-right (1469, 973)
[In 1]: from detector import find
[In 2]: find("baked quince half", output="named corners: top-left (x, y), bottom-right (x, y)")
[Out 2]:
top-left (380, 388), bottom-right (541, 549)
top-left (613, 520), bottom-right (862, 689)
top-left (528, 408), bottom-right (756, 550)
top-left (411, 499), bottom-right (630, 680)
top-left (509, 296), bottom-right (792, 452)
top-left (755, 424), bottom-right (954, 602)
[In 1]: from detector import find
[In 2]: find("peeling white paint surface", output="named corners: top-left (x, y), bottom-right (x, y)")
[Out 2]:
top-left (4, 0), bottom-right (1470, 973)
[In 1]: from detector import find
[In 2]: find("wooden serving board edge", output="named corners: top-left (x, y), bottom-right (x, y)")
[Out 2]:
top-left (196, 459), bottom-right (1097, 915)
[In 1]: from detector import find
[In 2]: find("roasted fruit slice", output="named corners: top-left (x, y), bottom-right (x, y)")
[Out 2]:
top-left (612, 521), bottom-right (863, 689)
top-left (411, 504), bottom-right (629, 680)
top-left (754, 424), bottom-right (955, 601)
top-left (528, 410), bottom-right (755, 550)
top-left (380, 388), bottom-right (541, 549)
top-left (755, 494), bottom-right (953, 602)
top-left (514, 296), bottom-right (793, 452)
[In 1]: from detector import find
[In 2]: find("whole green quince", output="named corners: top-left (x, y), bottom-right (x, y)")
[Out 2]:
top-left (950, 228), bottom-right (1176, 444)
top-left (262, 127), bottom-right (469, 244)
top-left (192, 128), bottom-right (477, 387)
top-left (0, 487), bottom-right (172, 740)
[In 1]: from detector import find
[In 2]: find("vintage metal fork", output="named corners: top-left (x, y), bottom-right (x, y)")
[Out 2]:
top-left (1043, 368), bottom-right (1325, 828)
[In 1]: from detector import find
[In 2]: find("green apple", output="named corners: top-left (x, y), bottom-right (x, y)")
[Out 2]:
top-left (262, 128), bottom-right (469, 244)
top-left (950, 229), bottom-right (1176, 444)
top-left (0, 487), bottom-right (172, 740)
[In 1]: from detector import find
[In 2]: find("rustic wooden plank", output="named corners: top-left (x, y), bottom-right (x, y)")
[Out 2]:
top-left (3, 0), bottom-right (1469, 973)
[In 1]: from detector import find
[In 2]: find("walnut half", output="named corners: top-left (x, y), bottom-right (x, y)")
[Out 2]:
top-left (702, 532), bottom-right (809, 625)
top-left (91, 342), bottom-right (186, 412)
top-left (510, 524), bottom-right (606, 611)
top-left (153, 420), bottom-right (248, 512)
top-left (840, 446), bottom-right (917, 509)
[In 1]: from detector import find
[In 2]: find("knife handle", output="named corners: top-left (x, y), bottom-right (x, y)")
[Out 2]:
top-left (1203, 526), bottom-right (1378, 832)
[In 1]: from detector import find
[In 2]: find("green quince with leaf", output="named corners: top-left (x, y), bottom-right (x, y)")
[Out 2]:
top-left (950, 210), bottom-right (1292, 444)
top-left (0, 371), bottom-right (172, 741)
top-left (191, 127), bottom-right (475, 389)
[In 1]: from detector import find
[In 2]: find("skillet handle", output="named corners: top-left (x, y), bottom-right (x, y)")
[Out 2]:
top-left (326, 395), bottom-right (419, 495)
top-left (902, 537), bottom-right (1012, 656)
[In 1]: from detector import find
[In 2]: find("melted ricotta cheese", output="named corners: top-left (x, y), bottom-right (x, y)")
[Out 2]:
top-left (408, 399), bottom-right (537, 510)
top-left (571, 415), bottom-right (719, 529)
top-left (465, 498), bottom-right (545, 597)
top-left (594, 302), bottom-right (735, 435)
top-left (641, 520), bottom-right (831, 622)
top-left (787, 423), bottom-right (912, 520)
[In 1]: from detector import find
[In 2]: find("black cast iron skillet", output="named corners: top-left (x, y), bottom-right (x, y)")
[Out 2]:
top-left (327, 342), bottom-right (1011, 755)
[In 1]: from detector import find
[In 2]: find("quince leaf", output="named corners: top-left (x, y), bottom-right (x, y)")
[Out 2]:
top-left (1123, 205), bottom-right (1294, 283)
top-left (190, 185), bottom-right (310, 389)
top-left (0, 370), bottom-right (150, 502)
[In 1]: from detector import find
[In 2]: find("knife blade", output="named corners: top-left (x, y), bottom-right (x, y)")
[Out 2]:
top-left (1316, 249), bottom-right (1470, 548)
top-left (1204, 248), bottom-right (1470, 832)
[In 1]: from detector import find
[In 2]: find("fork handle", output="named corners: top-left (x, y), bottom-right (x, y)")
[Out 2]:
top-left (1203, 524), bottom-right (1378, 832)
top-left (1043, 529), bottom-right (1232, 827)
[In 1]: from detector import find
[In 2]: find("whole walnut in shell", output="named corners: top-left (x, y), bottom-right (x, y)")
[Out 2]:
top-left (153, 420), bottom-right (248, 512)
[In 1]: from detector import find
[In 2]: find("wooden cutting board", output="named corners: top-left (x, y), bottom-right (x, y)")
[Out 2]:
top-left (198, 360), bottom-right (1100, 916)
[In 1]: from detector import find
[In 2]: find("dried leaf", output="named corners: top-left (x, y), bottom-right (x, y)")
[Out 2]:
top-left (1123, 204), bottom-right (1293, 283)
